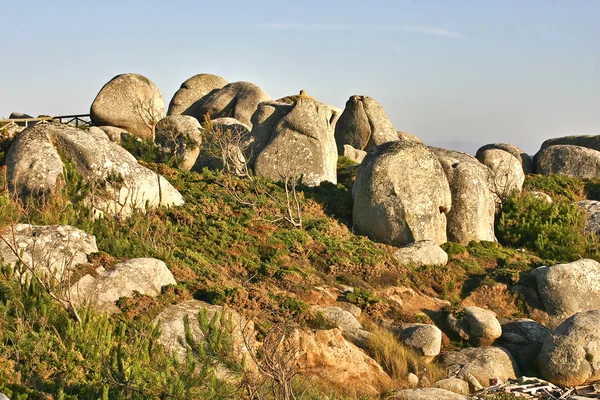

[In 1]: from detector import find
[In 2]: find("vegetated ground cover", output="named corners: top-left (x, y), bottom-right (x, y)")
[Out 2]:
top-left (1, 134), bottom-right (600, 399)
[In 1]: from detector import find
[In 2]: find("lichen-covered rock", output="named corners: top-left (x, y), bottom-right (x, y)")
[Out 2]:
top-left (397, 323), bottom-right (442, 359)
top-left (387, 388), bottom-right (467, 400)
top-left (247, 101), bottom-right (293, 165)
top-left (463, 306), bottom-right (502, 346)
top-left (334, 95), bottom-right (398, 152)
top-left (0, 224), bottom-right (97, 280)
top-left (341, 144), bottom-right (367, 164)
top-left (155, 115), bottom-right (202, 170)
top-left (531, 259), bottom-right (600, 321)
top-left (430, 147), bottom-right (495, 244)
top-left (498, 319), bottom-right (551, 375)
top-left (432, 378), bottom-right (470, 396)
top-left (167, 73), bottom-right (228, 116)
top-left (540, 135), bottom-right (600, 152)
top-left (70, 258), bottom-right (175, 314)
top-left (254, 98), bottom-right (338, 186)
top-left (535, 145), bottom-right (600, 179)
top-left (184, 81), bottom-right (270, 128)
top-left (96, 125), bottom-right (129, 143)
top-left (577, 200), bottom-right (600, 236)
top-left (539, 310), bottom-right (600, 387)
top-left (293, 328), bottom-right (392, 396)
top-left (314, 306), bottom-right (370, 346)
top-left (439, 347), bottom-right (520, 386)
top-left (90, 73), bottom-right (165, 139)
top-left (476, 143), bottom-right (533, 174)
top-left (393, 240), bottom-right (448, 267)
top-left (194, 117), bottom-right (251, 175)
top-left (5, 122), bottom-right (184, 217)
top-left (153, 300), bottom-right (254, 364)
top-left (352, 141), bottom-right (451, 246)
top-left (476, 148), bottom-right (524, 200)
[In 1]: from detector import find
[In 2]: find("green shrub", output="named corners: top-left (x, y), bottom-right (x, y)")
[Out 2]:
top-left (523, 174), bottom-right (584, 202)
top-left (441, 242), bottom-right (467, 257)
top-left (496, 192), bottom-right (599, 262)
top-left (346, 288), bottom-right (382, 309)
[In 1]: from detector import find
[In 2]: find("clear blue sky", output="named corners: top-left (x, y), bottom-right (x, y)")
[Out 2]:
top-left (1, 0), bottom-right (598, 154)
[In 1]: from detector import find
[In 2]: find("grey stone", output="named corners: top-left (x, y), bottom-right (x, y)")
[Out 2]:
top-left (341, 144), bottom-right (367, 164)
top-left (432, 377), bottom-right (470, 396)
top-left (247, 101), bottom-right (293, 165)
top-left (438, 347), bottom-right (520, 386)
top-left (167, 73), bottom-right (228, 116)
top-left (535, 144), bottom-right (600, 179)
top-left (90, 73), bottom-right (166, 139)
top-left (476, 148), bottom-right (524, 201)
top-left (70, 258), bottom-right (176, 314)
top-left (184, 81), bottom-right (270, 128)
top-left (335, 301), bottom-right (362, 318)
top-left (498, 319), bottom-right (551, 375)
top-left (577, 200), bottom-right (600, 236)
top-left (9, 111), bottom-right (33, 119)
top-left (539, 310), bottom-right (600, 387)
top-left (352, 141), bottom-right (451, 246)
top-left (195, 117), bottom-right (251, 175)
top-left (0, 121), bottom-right (24, 138)
top-left (540, 135), bottom-right (600, 152)
top-left (96, 126), bottom-right (129, 143)
top-left (155, 115), bottom-right (202, 170)
top-left (254, 98), bottom-right (338, 186)
top-left (430, 147), bottom-right (496, 244)
top-left (529, 191), bottom-right (552, 203)
top-left (0, 224), bottom-right (97, 281)
top-left (464, 306), bottom-right (502, 346)
top-left (397, 323), bottom-right (442, 358)
top-left (393, 240), bottom-right (448, 267)
top-left (334, 95), bottom-right (398, 152)
top-left (5, 122), bottom-right (184, 217)
top-left (387, 388), bottom-right (467, 400)
top-left (476, 143), bottom-right (533, 174)
top-left (531, 259), bottom-right (600, 320)
top-left (314, 306), bottom-right (370, 347)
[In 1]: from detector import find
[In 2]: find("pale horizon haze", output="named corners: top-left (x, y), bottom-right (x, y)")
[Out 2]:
top-left (1, 0), bottom-right (599, 154)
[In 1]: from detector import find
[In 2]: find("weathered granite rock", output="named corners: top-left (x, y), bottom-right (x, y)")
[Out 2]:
top-left (535, 145), bottom-right (600, 179)
top-left (167, 73), bottom-right (228, 116)
top-left (194, 117), bottom-right (251, 175)
top-left (464, 306), bottom-right (502, 346)
top-left (498, 319), bottom-right (551, 375)
top-left (576, 200), bottom-right (600, 236)
top-left (432, 377), bottom-right (470, 396)
top-left (341, 144), bottom-right (367, 164)
top-left (5, 122), bottom-right (184, 217)
top-left (540, 135), bottom-right (600, 152)
top-left (254, 98), bottom-right (338, 186)
top-left (334, 95), bottom-right (398, 152)
top-left (397, 323), bottom-right (442, 359)
top-left (439, 347), bottom-right (520, 386)
top-left (539, 310), bottom-right (600, 387)
top-left (387, 388), bottom-right (467, 400)
top-left (70, 258), bottom-right (176, 314)
top-left (393, 240), bottom-right (448, 267)
top-left (314, 305), bottom-right (370, 346)
top-left (90, 73), bottom-right (165, 139)
top-left (477, 148), bottom-right (524, 200)
top-left (430, 147), bottom-right (495, 244)
top-left (476, 143), bottom-right (533, 174)
top-left (352, 141), bottom-right (451, 246)
top-left (155, 115), bottom-right (202, 170)
top-left (184, 81), bottom-right (270, 128)
top-left (96, 126), bottom-right (129, 143)
top-left (531, 259), bottom-right (600, 320)
top-left (0, 224), bottom-right (97, 280)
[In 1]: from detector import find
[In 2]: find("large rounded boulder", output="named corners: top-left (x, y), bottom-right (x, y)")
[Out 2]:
top-left (90, 73), bottom-right (166, 139)
top-left (476, 143), bottom-right (533, 174)
top-left (352, 141), bottom-right (451, 246)
top-left (334, 95), bottom-right (399, 153)
top-left (535, 144), bottom-right (600, 179)
top-left (539, 310), bottom-right (600, 387)
top-left (439, 347), bottom-right (520, 387)
top-left (155, 115), bottom-right (202, 170)
top-left (254, 98), bottom-right (338, 186)
top-left (476, 148), bottom-right (524, 201)
top-left (430, 147), bottom-right (495, 244)
top-left (183, 81), bottom-right (270, 128)
top-left (540, 135), bottom-right (600, 152)
top-left (5, 122), bottom-right (184, 216)
top-left (167, 73), bottom-right (228, 116)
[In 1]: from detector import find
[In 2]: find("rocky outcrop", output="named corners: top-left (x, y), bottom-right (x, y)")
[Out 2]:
top-left (476, 148), bottom-right (524, 200)
top-left (432, 378), bottom-right (470, 396)
top-left (438, 347), bottom-right (520, 386)
top-left (247, 101), bottom-right (293, 164)
top-left (539, 310), bottom-right (600, 387)
top-left (153, 300), bottom-right (254, 364)
top-left (577, 200), bottom-right (600, 236)
top-left (254, 98), bottom-right (338, 186)
top-left (314, 306), bottom-right (370, 346)
top-left (352, 141), bottom-right (451, 246)
top-left (194, 117), bottom-right (251, 175)
top-left (396, 323), bottom-right (442, 359)
top-left (535, 145), bottom-right (600, 179)
top-left (94, 126), bottom-right (128, 143)
top-left (155, 115), bottom-right (202, 170)
top-left (293, 328), bottom-right (392, 395)
top-left (70, 258), bottom-right (176, 314)
top-left (531, 259), bottom-right (600, 321)
top-left (340, 144), bottom-right (367, 164)
top-left (183, 81), bottom-right (270, 128)
top-left (0, 224), bottom-right (97, 280)
top-left (387, 388), bottom-right (467, 400)
top-left (430, 147), bottom-right (495, 244)
top-left (393, 240), bottom-right (448, 267)
top-left (334, 95), bottom-right (399, 153)
top-left (540, 135), bottom-right (600, 152)
top-left (167, 73), bottom-right (228, 116)
top-left (90, 73), bottom-right (165, 139)
top-left (476, 143), bottom-right (533, 174)
top-left (498, 319), bottom-right (551, 375)
top-left (5, 122), bottom-right (184, 217)
top-left (463, 306), bottom-right (502, 346)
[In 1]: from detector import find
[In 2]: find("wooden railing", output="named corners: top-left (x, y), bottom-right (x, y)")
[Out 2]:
top-left (0, 114), bottom-right (92, 129)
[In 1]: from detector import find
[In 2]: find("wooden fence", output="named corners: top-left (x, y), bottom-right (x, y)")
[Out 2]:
top-left (0, 114), bottom-right (92, 129)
